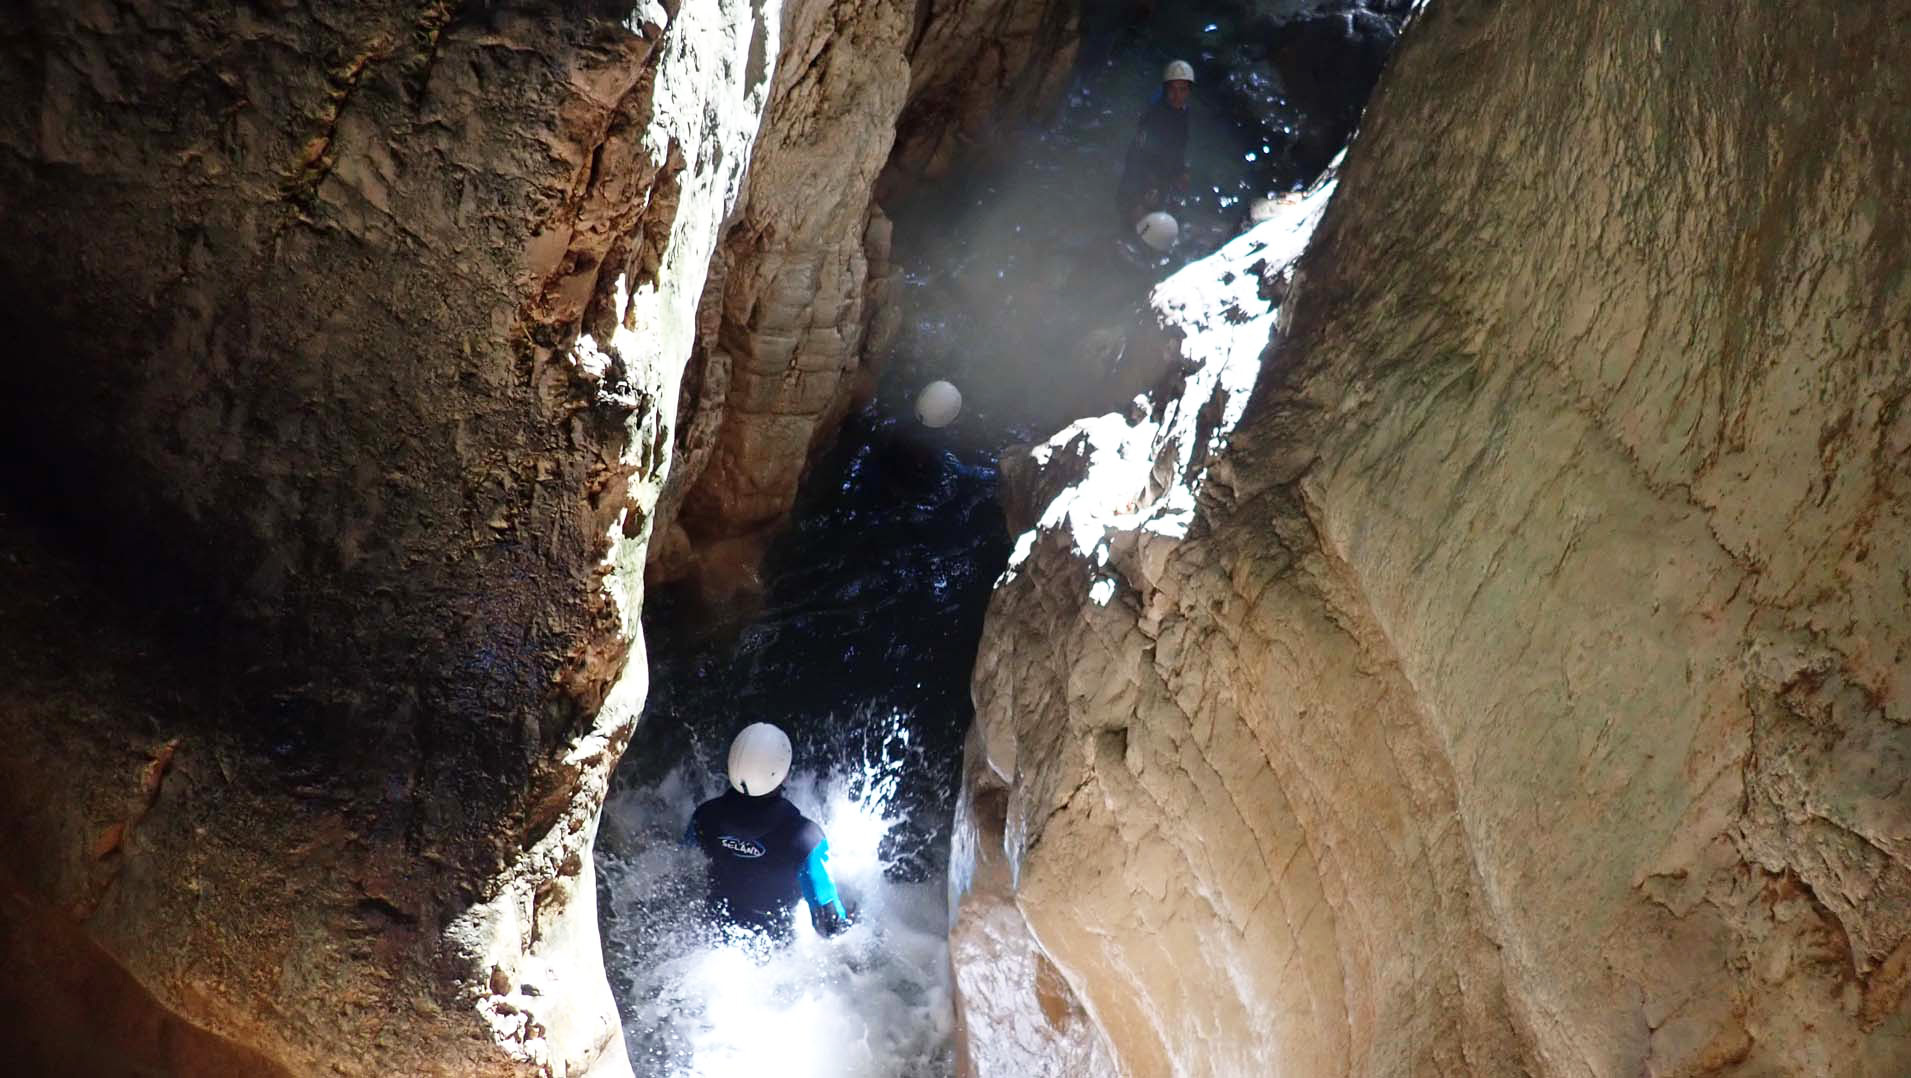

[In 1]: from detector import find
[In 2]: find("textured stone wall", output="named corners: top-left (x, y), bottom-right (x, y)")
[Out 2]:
top-left (0, 1), bottom-right (777, 1073)
top-left (648, 0), bottom-right (1079, 594)
top-left (956, 1), bottom-right (1911, 1074)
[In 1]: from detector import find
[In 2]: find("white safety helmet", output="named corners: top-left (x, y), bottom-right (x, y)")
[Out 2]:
top-left (915, 380), bottom-right (963, 428)
top-left (1162, 59), bottom-right (1195, 85)
top-left (727, 722), bottom-right (793, 796)
top-left (1135, 211), bottom-right (1179, 251)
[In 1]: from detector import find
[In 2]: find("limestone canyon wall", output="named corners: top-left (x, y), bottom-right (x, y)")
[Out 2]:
top-left (647, 0), bottom-right (1078, 593)
top-left (956, 2), bottom-right (1911, 1075)
top-left (0, 1), bottom-right (780, 1073)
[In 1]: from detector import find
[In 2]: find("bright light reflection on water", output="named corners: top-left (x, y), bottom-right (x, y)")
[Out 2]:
top-left (598, 716), bottom-right (954, 1078)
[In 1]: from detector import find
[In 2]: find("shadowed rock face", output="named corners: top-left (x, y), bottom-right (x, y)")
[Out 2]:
top-left (0, 1), bottom-right (780, 1073)
top-left (957, 1), bottom-right (1911, 1075)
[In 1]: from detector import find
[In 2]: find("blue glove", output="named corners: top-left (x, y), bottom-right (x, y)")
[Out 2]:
top-left (810, 899), bottom-right (853, 938)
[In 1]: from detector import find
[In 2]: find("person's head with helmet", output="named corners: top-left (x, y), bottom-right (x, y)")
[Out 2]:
top-left (684, 722), bottom-right (853, 940)
top-left (1162, 59), bottom-right (1195, 110)
top-left (726, 720), bottom-right (792, 796)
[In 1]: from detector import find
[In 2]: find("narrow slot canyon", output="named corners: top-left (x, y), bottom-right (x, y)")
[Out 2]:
top-left (591, 7), bottom-right (1383, 1071)
top-left (0, 2), bottom-right (1906, 1078)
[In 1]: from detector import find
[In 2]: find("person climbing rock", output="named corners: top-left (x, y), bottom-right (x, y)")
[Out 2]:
top-left (1117, 59), bottom-right (1195, 228)
top-left (686, 722), bottom-right (853, 941)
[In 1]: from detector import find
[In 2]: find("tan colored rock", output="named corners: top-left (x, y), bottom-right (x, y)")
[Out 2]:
top-left (647, 0), bottom-right (908, 602)
top-left (956, 3), bottom-right (1911, 1075)
top-left (0, 1), bottom-right (777, 1072)
top-left (951, 726), bottom-right (1119, 1078)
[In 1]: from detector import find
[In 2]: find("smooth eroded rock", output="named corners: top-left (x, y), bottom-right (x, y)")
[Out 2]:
top-left (955, 2), bottom-right (1911, 1074)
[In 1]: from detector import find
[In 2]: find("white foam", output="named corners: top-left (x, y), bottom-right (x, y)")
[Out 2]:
top-left (599, 727), bottom-right (955, 1077)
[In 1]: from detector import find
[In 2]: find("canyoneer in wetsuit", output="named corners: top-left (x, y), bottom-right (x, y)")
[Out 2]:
top-left (686, 722), bottom-right (853, 941)
top-left (1117, 59), bottom-right (1196, 228)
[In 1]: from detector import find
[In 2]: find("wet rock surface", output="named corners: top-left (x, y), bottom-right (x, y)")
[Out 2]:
top-left (959, 1), bottom-right (1911, 1075)
top-left (0, 1), bottom-right (777, 1073)
top-left (4, 0), bottom-right (1900, 1075)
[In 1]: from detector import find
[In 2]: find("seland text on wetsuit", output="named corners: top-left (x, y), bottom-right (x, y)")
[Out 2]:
top-left (687, 787), bottom-right (848, 938)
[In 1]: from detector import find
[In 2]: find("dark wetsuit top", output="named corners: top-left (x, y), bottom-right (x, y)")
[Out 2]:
top-left (1118, 97), bottom-right (1191, 217)
top-left (687, 788), bottom-right (845, 937)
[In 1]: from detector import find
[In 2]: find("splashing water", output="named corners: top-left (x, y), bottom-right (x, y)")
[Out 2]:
top-left (598, 716), bottom-right (956, 1078)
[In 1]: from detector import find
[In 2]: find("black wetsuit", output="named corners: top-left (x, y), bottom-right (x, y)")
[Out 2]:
top-left (687, 788), bottom-right (846, 939)
top-left (1118, 97), bottom-right (1190, 223)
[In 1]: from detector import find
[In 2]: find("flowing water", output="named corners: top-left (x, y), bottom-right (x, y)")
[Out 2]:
top-left (599, 714), bottom-right (957, 1077)
top-left (596, 12), bottom-right (1333, 1074)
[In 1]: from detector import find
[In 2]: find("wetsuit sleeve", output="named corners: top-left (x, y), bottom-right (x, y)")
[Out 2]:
top-left (1143, 107), bottom-right (1188, 180)
top-left (797, 836), bottom-right (848, 917)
